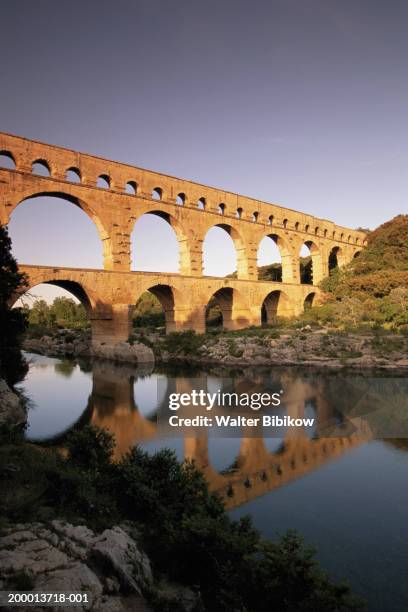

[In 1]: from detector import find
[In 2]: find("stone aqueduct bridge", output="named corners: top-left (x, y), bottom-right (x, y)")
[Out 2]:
top-left (1, 132), bottom-right (367, 343)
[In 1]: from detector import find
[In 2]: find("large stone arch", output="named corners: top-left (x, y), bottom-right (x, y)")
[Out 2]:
top-left (132, 282), bottom-right (189, 333)
top-left (202, 221), bottom-right (250, 279)
top-left (4, 188), bottom-right (114, 270)
top-left (298, 239), bottom-right (324, 286)
top-left (260, 289), bottom-right (293, 323)
top-left (257, 231), bottom-right (297, 283)
top-left (204, 286), bottom-right (252, 331)
top-left (130, 207), bottom-right (202, 276)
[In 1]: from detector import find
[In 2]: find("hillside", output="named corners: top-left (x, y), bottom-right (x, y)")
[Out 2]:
top-left (315, 215), bottom-right (408, 330)
top-left (323, 215), bottom-right (408, 299)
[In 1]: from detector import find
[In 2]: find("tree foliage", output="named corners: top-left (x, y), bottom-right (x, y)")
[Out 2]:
top-left (0, 425), bottom-right (364, 611)
top-left (0, 225), bottom-right (28, 385)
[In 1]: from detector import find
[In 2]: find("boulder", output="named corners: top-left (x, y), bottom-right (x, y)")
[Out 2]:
top-left (0, 378), bottom-right (26, 426)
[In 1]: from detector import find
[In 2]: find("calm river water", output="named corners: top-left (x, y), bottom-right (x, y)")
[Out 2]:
top-left (20, 351), bottom-right (408, 611)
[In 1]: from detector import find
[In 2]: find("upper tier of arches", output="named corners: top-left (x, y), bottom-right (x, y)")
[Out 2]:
top-left (0, 132), bottom-right (367, 247)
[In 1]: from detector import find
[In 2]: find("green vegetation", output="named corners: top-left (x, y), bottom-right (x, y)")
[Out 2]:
top-left (0, 425), bottom-right (363, 611)
top-left (0, 225), bottom-right (28, 386)
top-left (302, 215), bottom-right (408, 332)
top-left (24, 297), bottom-right (88, 331)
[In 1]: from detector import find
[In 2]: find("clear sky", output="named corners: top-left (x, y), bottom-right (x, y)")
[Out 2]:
top-left (1, 0), bottom-right (407, 303)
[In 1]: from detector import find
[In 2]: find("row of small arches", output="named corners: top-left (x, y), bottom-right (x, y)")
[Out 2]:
top-left (0, 150), bottom-right (362, 244)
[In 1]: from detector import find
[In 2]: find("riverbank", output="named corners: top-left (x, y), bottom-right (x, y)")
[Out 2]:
top-left (0, 426), bottom-right (363, 611)
top-left (24, 326), bottom-right (408, 370)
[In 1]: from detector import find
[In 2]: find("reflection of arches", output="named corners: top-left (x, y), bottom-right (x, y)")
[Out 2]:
top-left (8, 193), bottom-right (104, 268)
top-left (131, 210), bottom-right (185, 273)
top-left (261, 290), bottom-right (291, 323)
top-left (304, 292), bottom-right (316, 309)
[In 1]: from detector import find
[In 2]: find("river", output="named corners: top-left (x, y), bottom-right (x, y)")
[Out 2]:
top-left (19, 351), bottom-right (408, 611)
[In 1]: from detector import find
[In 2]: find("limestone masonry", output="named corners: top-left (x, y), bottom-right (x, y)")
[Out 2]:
top-left (0, 132), bottom-right (366, 345)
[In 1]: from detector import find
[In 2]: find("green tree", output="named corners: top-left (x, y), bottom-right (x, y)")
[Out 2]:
top-left (0, 225), bottom-right (28, 386)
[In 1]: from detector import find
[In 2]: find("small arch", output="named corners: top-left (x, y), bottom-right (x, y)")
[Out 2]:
top-left (294, 221), bottom-right (300, 231)
top-left (152, 187), bottom-right (163, 201)
top-left (236, 207), bottom-right (243, 219)
top-left (268, 215), bottom-right (274, 226)
top-left (252, 211), bottom-right (259, 222)
top-left (323, 229), bottom-right (328, 237)
top-left (0, 150), bottom-right (16, 170)
top-left (218, 203), bottom-right (226, 215)
top-left (353, 250), bottom-right (361, 259)
top-left (340, 232), bottom-right (344, 240)
top-left (198, 197), bottom-right (206, 210)
top-left (305, 224), bottom-right (309, 233)
top-left (329, 246), bottom-right (341, 271)
top-left (332, 230), bottom-right (336, 239)
top-left (32, 159), bottom-right (51, 176)
top-left (261, 290), bottom-right (290, 323)
top-left (283, 218), bottom-right (288, 229)
top-left (304, 292), bottom-right (316, 309)
top-left (97, 174), bottom-right (111, 189)
top-left (176, 192), bottom-right (185, 206)
top-left (125, 181), bottom-right (137, 195)
top-left (65, 167), bottom-right (81, 183)
top-left (347, 234), bottom-right (351, 243)
top-left (355, 237), bottom-right (360, 245)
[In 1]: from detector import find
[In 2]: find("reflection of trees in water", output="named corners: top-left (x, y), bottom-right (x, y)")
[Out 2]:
top-left (54, 360), bottom-right (76, 378)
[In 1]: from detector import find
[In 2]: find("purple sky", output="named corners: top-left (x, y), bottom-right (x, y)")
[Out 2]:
top-left (1, 0), bottom-right (407, 303)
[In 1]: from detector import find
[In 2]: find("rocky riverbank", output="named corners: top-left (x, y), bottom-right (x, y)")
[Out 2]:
top-left (23, 326), bottom-right (408, 370)
top-left (23, 329), bottom-right (154, 365)
top-left (0, 521), bottom-right (197, 612)
top-left (0, 378), bottom-right (26, 426)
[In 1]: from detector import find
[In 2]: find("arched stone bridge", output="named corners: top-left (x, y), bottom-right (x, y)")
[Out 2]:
top-left (1, 132), bottom-right (366, 343)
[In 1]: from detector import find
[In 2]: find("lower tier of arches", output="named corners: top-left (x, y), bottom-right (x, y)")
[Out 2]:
top-left (15, 264), bottom-right (321, 345)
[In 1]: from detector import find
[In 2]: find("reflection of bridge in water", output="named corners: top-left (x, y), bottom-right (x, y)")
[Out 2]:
top-left (85, 361), bottom-right (372, 510)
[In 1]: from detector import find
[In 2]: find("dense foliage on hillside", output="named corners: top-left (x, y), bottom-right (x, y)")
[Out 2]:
top-left (312, 215), bottom-right (408, 330)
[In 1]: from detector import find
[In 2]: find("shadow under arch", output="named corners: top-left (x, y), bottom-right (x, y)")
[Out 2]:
top-left (205, 286), bottom-right (249, 331)
top-left (261, 289), bottom-right (292, 323)
top-left (299, 239), bottom-right (321, 285)
top-left (12, 278), bottom-right (101, 314)
top-left (9, 190), bottom-right (110, 267)
top-left (134, 283), bottom-right (185, 334)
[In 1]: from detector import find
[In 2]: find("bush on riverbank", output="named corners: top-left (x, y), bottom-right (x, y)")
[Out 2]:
top-left (0, 425), bottom-right (363, 611)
